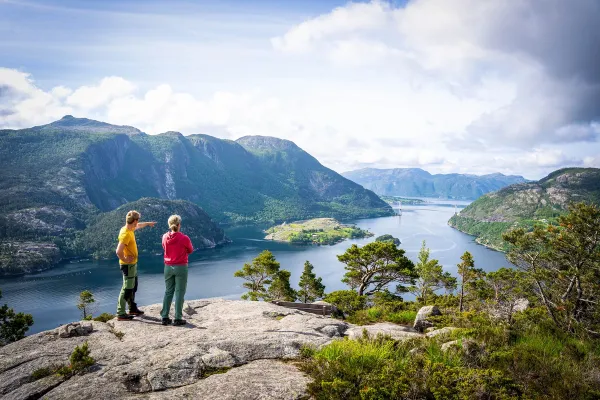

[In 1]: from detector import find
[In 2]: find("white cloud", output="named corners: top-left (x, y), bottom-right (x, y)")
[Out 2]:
top-left (584, 156), bottom-right (600, 168)
top-left (50, 86), bottom-right (72, 98)
top-left (0, 68), bottom-right (73, 127)
top-left (271, 1), bottom-right (393, 54)
top-left (272, 0), bottom-right (600, 149)
top-left (66, 76), bottom-right (135, 110)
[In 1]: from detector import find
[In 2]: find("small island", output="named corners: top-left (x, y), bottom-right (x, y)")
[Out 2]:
top-left (380, 196), bottom-right (427, 205)
top-left (264, 218), bottom-right (373, 245)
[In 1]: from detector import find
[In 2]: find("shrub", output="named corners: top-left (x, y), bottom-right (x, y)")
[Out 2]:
top-left (324, 290), bottom-right (367, 317)
top-left (386, 310), bottom-right (417, 325)
top-left (301, 334), bottom-right (521, 399)
top-left (31, 366), bottom-right (57, 380)
top-left (93, 312), bottom-right (115, 322)
top-left (57, 341), bottom-right (95, 376)
top-left (302, 302), bottom-right (600, 399)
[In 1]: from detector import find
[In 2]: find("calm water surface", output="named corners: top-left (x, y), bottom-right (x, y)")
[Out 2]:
top-left (0, 201), bottom-right (511, 334)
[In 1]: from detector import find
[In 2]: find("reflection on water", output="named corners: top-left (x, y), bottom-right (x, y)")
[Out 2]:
top-left (0, 201), bottom-right (510, 334)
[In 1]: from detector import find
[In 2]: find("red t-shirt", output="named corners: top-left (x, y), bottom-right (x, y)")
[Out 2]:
top-left (162, 231), bottom-right (194, 265)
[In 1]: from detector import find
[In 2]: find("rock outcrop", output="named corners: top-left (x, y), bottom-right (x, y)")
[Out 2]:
top-left (413, 305), bottom-right (442, 332)
top-left (0, 299), bottom-right (349, 400)
top-left (346, 323), bottom-right (423, 341)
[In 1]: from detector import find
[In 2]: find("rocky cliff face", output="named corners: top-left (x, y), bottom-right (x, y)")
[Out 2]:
top-left (0, 299), bottom-right (350, 399)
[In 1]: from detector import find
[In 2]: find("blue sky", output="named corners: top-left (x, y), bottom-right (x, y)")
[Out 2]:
top-left (1, 0), bottom-right (599, 179)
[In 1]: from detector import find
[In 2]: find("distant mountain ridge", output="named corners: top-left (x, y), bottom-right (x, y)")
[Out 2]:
top-left (0, 116), bottom-right (392, 274)
top-left (448, 167), bottom-right (600, 250)
top-left (342, 168), bottom-right (528, 200)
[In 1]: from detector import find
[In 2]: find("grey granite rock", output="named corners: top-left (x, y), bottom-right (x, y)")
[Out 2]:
top-left (425, 327), bottom-right (459, 338)
top-left (413, 305), bottom-right (442, 332)
top-left (0, 299), bottom-right (347, 399)
top-left (345, 323), bottom-right (423, 341)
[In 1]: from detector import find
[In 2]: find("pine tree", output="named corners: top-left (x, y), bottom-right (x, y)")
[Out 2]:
top-left (77, 290), bottom-right (95, 319)
top-left (457, 251), bottom-right (483, 312)
top-left (234, 250), bottom-right (281, 301)
top-left (0, 289), bottom-right (34, 345)
top-left (338, 241), bottom-right (417, 296)
top-left (268, 270), bottom-right (297, 302)
top-left (409, 241), bottom-right (456, 304)
top-left (298, 261), bottom-right (326, 303)
top-left (504, 202), bottom-right (600, 335)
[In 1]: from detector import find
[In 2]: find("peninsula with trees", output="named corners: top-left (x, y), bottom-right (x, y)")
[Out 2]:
top-left (449, 167), bottom-right (600, 250)
top-left (264, 218), bottom-right (373, 245)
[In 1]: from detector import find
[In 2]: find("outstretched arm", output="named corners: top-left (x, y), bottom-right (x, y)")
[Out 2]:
top-left (135, 221), bottom-right (156, 230)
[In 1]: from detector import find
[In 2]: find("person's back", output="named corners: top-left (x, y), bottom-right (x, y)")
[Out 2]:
top-left (160, 214), bottom-right (193, 326)
top-left (163, 231), bottom-right (193, 265)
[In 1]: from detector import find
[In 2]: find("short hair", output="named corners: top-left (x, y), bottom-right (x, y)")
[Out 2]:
top-left (126, 210), bottom-right (140, 224)
top-left (168, 214), bottom-right (181, 232)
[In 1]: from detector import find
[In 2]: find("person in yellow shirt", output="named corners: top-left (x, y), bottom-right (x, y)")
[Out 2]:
top-left (115, 210), bottom-right (156, 320)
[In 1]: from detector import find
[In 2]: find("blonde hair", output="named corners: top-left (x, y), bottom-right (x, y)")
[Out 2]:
top-left (168, 214), bottom-right (181, 232)
top-left (126, 210), bottom-right (140, 224)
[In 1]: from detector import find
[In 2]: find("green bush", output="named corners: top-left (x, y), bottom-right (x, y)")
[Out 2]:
top-left (386, 310), bottom-right (417, 325)
top-left (57, 341), bottom-right (95, 377)
top-left (301, 333), bottom-right (522, 399)
top-left (324, 290), bottom-right (367, 317)
top-left (93, 312), bottom-right (115, 322)
top-left (302, 303), bottom-right (600, 399)
top-left (31, 366), bottom-right (57, 380)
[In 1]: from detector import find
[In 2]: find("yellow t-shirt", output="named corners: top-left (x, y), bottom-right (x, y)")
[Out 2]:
top-left (118, 226), bottom-right (138, 265)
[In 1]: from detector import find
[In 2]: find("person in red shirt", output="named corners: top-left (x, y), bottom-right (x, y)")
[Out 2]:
top-left (160, 214), bottom-right (193, 326)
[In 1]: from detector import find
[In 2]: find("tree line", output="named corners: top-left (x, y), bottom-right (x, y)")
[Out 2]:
top-left (233, 202), bottom-right (600, 338)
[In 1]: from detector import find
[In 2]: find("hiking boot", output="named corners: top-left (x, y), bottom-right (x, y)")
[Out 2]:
top-left (162, 318), bottom-right (172, 326)
top-left (117, 314), bottom-right (134, 321)
top-left (173, 319), bottom-right (186, 326)
top-left (128, 308), bottom-right (145, 316)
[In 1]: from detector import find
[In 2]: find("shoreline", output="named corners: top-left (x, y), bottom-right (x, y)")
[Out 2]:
top-left (447, 221), bottom-right (505, 253)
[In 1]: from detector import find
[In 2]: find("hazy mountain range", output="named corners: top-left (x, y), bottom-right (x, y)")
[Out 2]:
top-left (342, 168), bottom-right (528, 200)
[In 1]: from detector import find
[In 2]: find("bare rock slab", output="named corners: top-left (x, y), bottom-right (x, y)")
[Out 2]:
top-left (425, 327), bottom-right (459, 338)
top-left (138, 359), bottom-right (310, 400)
top-left (0, 299), bottom-right (348, 399)
top-left (346, 323), bottom-right (423, 341)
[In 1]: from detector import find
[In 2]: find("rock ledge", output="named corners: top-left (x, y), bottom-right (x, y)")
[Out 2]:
top-left (0, 299), bottom-right (349, 400)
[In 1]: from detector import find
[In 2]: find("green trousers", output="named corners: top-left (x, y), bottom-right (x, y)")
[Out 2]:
top-left (160, 264), bottom-right (188, 320)
top-left (117, 263), bottom-right (138, 315)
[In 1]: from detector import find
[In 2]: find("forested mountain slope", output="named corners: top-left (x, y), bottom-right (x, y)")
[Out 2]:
top-left (448, 168), bottom-right (600, 249)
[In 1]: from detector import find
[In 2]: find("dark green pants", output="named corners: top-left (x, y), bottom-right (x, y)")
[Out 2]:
top-left (160, 264), bottom-right (188, 320)
top-left (117, 263), bottom-right (138, 315)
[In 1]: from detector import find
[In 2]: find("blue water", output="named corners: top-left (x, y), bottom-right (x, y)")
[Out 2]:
top-left (0, 201), bottom-right (510, 334)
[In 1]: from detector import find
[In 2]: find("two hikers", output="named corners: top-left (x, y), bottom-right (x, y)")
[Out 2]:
top-left (115, 210), bottom-right (193, 326)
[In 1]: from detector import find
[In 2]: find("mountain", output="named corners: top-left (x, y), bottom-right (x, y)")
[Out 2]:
top-left (0, 117), bottom-right (392, 274)
top-left (342, 168), bottom-right (528, 200)
top-left (448, 168), bottom-right (600, 250)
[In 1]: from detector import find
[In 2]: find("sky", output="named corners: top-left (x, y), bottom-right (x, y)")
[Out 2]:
top-left (1, 0), bottom-right (599, 180)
